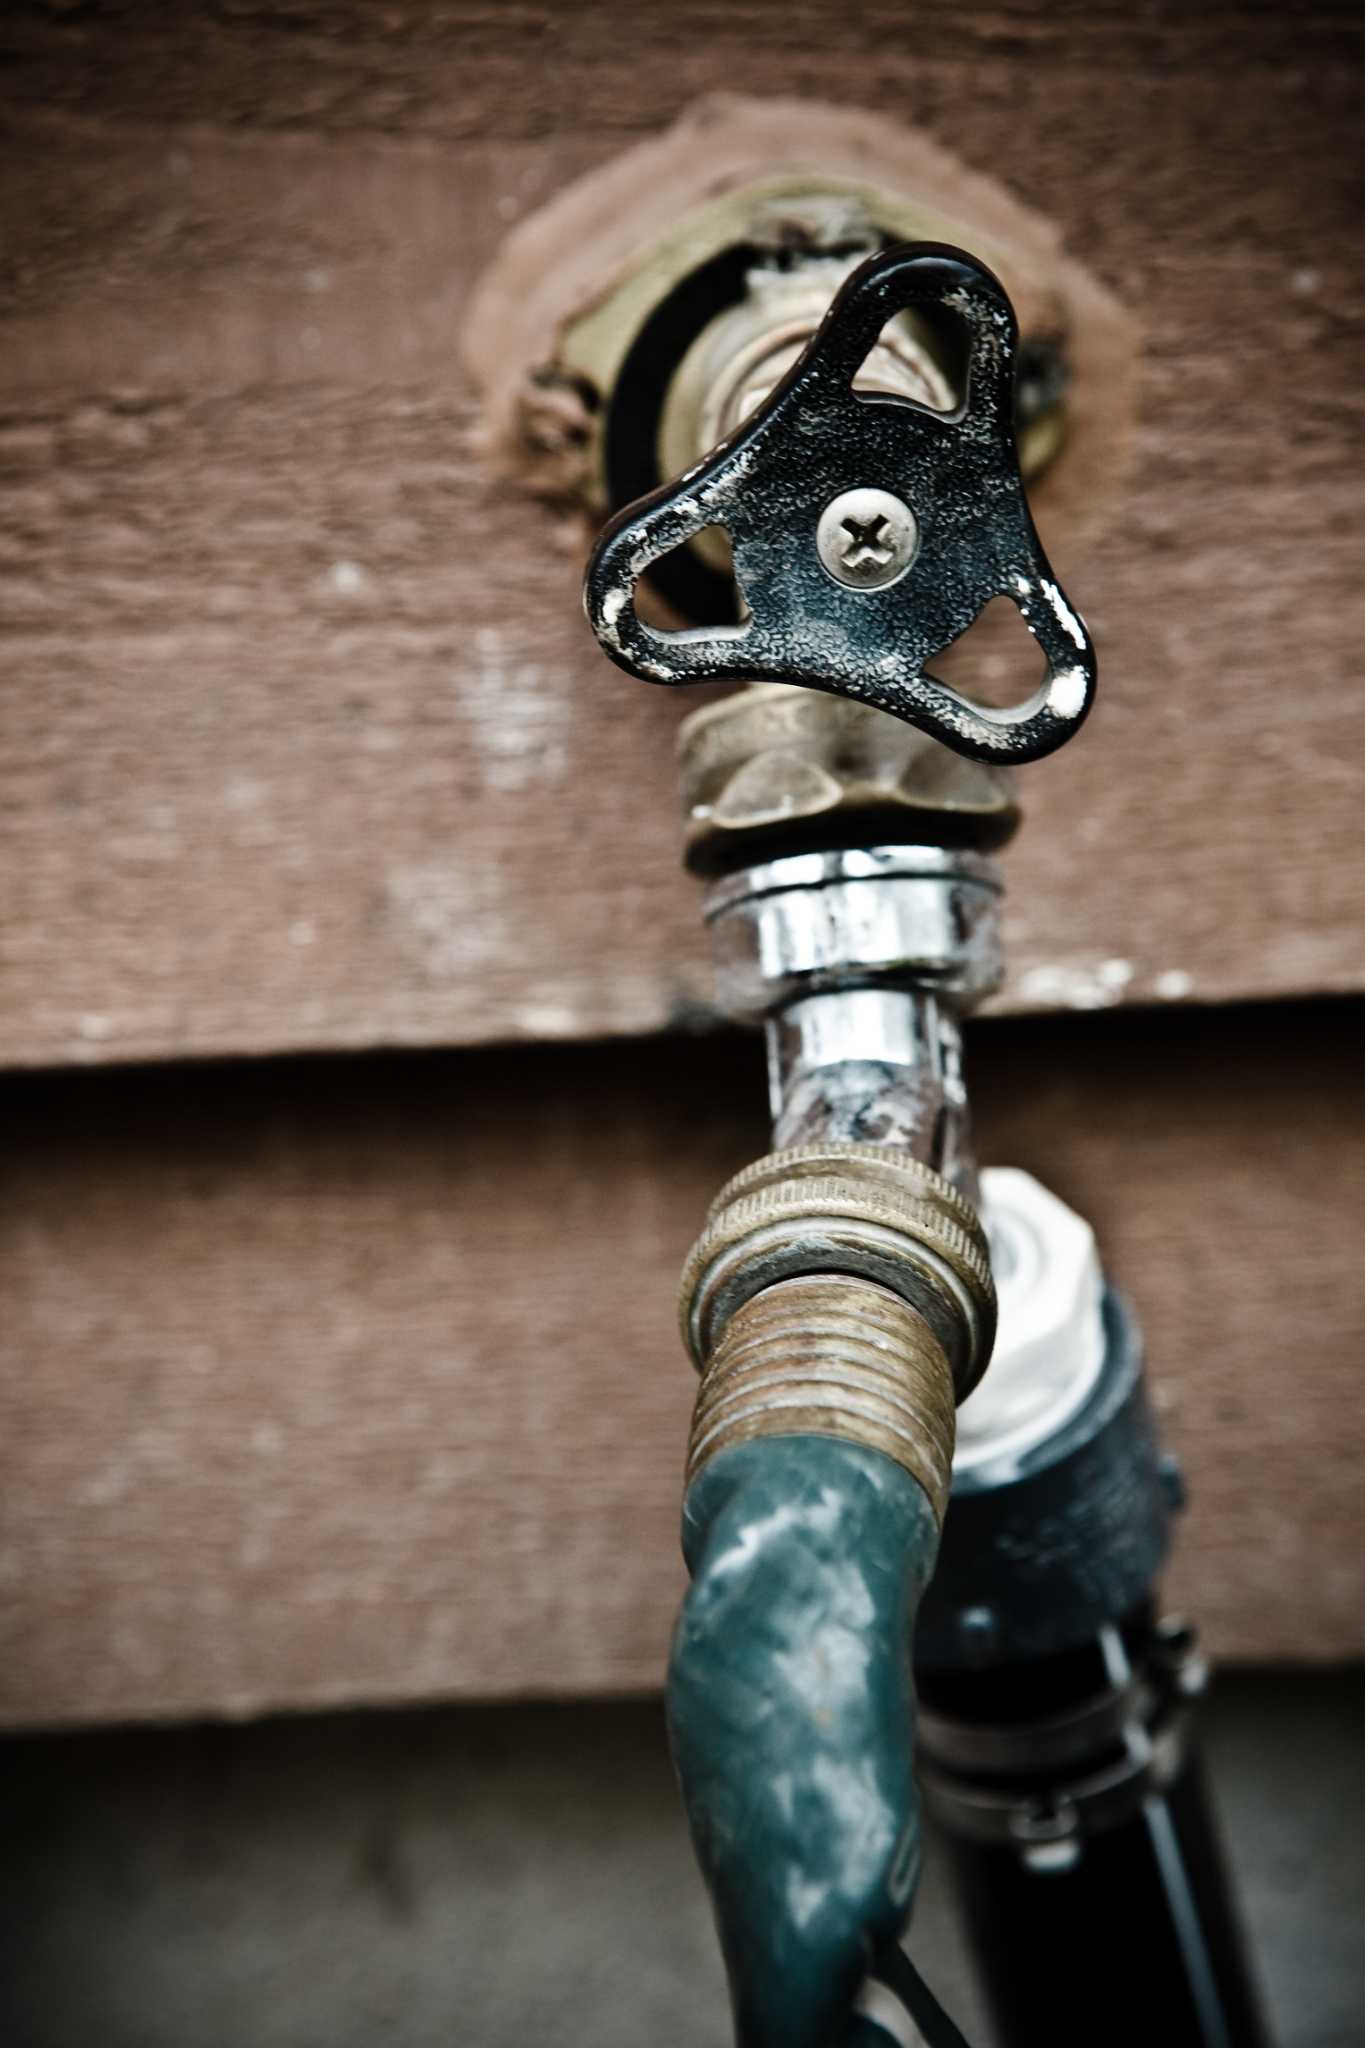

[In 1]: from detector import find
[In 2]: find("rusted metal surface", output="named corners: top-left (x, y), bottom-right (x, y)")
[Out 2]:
top-left (697, 843), bottom-right (1000, 1200)
top-left (767, 990), bottom-right (979, 1197)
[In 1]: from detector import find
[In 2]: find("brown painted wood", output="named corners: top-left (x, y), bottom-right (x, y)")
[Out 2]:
top-left (1, 7), bottom-right (1363, 1066)
top-left (2, 1004), bottom-right (1361, 1729)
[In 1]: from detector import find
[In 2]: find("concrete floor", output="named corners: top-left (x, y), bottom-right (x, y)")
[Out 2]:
top-left (0, 1670), bottom-right (1360, 2048)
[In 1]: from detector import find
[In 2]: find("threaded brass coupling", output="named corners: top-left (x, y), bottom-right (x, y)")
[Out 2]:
top-left (678, 1143), bottom-right (996, 1520)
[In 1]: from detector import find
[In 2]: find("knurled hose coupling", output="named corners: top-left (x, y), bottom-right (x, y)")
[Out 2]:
top-left (677, 1143), bottom-right (996, 1524)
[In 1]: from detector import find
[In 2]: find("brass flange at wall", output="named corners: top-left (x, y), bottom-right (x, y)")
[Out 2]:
top-left (465, 95), bottom-right (1139, 618)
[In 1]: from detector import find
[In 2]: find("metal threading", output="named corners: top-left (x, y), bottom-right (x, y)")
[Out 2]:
top-left (680, 1142), bottom-right (996, 1405)
top-left (684, 1272), bottom-right (957, 1523)
top-left (709, 1141), bottom-right (984, 1235)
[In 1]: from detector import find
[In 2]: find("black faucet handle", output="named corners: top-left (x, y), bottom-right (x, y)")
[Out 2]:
top-left (583, 242), bottom-right (1096, 767)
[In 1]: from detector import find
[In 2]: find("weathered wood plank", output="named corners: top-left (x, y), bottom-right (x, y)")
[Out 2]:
top-left (2, 4), bottom-right (1359, 144)
top-left (1, 1003), bottom-right (1361, 1729)
top-left (0, 7), bottom-right (1362, 1068)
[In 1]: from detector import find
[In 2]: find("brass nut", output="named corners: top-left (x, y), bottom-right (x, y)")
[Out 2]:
top-left (684, 1272), bottom-right (957, 1523)
top-left (709, 1141), bottom-right (985, 1232)
top-left (679, 1142), bottom-right (996, 1404)
top-left (678, 684), bottom-right (1019, 873)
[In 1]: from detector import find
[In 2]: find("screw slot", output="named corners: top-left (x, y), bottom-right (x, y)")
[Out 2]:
top-left (816, 486), bottom-right (919, 590)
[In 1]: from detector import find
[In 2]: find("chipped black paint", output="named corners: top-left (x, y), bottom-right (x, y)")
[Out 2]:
top-left (584, 244), bottom-right (1097, 767)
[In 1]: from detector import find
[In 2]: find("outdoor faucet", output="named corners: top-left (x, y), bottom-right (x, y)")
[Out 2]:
top-left (582, 242), bottom-right (1265, 2047)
